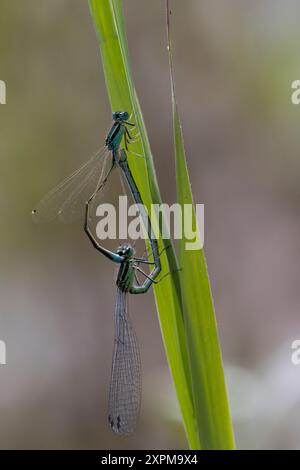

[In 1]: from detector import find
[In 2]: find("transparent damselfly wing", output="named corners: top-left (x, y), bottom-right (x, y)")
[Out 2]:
top-left (108, 288), bottom-right (141, 434)
top-left (32, 147), bottom-right (114, 223)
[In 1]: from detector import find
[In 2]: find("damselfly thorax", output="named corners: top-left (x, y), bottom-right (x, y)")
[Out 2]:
top-left (106, 111), bottom-right (134, 151)
top-left (115, 244), bottom-right (136, 293)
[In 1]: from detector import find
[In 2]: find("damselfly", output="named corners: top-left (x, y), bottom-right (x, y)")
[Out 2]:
top-left (84, 147), bottom-right (165, 434)
top-left (32, 111), bottom-right (138, 223)
top-left (84, 193), bottom-right (162, 434)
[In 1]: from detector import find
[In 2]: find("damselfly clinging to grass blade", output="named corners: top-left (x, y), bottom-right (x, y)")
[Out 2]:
top-left (84, 199), bottom-right (162, 434)
top-left (31, 111), bottom-right (139, 223)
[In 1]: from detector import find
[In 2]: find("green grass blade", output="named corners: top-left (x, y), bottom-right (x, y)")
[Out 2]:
top-left (166, 1), bottom-right (235, 449)
top-left (88, 0), bottom-right (200, 448)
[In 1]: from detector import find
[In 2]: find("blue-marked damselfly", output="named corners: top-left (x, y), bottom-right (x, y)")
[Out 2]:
top-left (84, 148), bottom-right (166, 434)
top-left (84, 188), bottom-right (163, 434)
top-left (32, 111), bottom-right (138, 223)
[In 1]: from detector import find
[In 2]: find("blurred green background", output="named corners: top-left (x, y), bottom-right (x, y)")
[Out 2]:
top-left (1, 0), bottom-right (300, 449)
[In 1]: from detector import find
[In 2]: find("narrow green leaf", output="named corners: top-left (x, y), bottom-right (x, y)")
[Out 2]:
top-left (166, 1), bottom-right (235, 450)
top-left (89, 0), bottom-right (200, 448)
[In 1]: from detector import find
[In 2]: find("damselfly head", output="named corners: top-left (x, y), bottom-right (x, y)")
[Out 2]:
top-left (112, 111), bottom-right (129, 122)
top-left (116, 244), bottom-right (135, 258)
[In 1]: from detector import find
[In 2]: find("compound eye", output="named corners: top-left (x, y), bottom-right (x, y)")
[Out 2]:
top-left (126, 245), bottom-right (134, 257)
top-left (113, 111), bottom-right (121, 120)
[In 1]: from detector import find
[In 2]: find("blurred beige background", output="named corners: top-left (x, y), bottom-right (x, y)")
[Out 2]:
top-left (0, 0), bottom-right (300, 449)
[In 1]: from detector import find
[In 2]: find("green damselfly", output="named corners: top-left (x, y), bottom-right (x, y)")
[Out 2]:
top-left (84, 155), bottom-right (163, 432)
top-left (32, 111), bottom-right (138, 223)
top-left (83, 147), bottom-right (164, 434)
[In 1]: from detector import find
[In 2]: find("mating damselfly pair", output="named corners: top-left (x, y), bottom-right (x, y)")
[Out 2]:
top-left (32, 111), bottom-right (167, 434)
